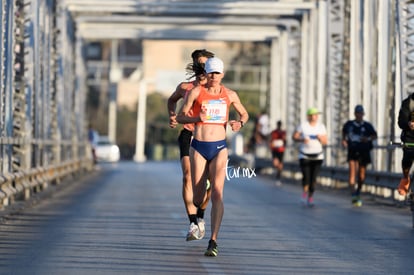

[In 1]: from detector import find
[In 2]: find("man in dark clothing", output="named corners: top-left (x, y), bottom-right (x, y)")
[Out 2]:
top-left (397, 93), bottom-right (414, 195)
top-left (342, 105), bottom-right (377, 206)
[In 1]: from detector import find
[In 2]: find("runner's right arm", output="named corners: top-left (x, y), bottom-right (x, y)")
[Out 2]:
top-left (167, 82), bottom-right (186, 128)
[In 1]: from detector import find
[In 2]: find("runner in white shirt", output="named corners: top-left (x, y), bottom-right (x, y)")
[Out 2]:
top-left (292, 107), bottom-right (328, 207)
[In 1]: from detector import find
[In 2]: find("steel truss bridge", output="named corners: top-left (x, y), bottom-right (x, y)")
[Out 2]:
top-left (1, 0), bottom-right (414, 206)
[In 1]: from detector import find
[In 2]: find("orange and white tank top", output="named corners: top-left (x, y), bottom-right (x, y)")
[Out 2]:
top-left (183, 81), bottom-right (196, 132)
top-left (192, 85), bottom-right (231, 126)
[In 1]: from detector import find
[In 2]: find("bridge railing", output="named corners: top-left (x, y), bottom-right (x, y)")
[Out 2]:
top-left (0, 1), bottom-right (95, 210)
top-left (234, 143), bottom-right (406, 205)
top-left (281, 162), bottom-right (402, 203)
top-left (0, 139), bottom-right (94, 207)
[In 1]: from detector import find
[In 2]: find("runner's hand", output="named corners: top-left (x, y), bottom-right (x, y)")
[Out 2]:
top-left (199, 107), bottom-right (207, 122)
top-left (229, 120), bottom-right (242, 132)
top-left (169, 114), bottom-right (177, 128)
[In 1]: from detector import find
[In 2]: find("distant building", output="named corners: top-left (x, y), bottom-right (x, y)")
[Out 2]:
top-left (86, 39), bottom-right (269, 110)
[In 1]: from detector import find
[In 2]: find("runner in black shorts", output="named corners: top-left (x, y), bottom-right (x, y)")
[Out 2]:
top-left (167, 49), bottom-right (214, 241)
top-left (178, 128), bottom-right (192, 159)
top-left (342, 105), bottom-right (377, 206)
top-left (397, 93), bottom-right (414, 196)
top-left (271, 151), bottom-right (284, 163)
top-left (347, 150), bottom-right (371, 165)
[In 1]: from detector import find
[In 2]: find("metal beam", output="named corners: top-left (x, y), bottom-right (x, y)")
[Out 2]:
top-left (74, 14), bottom-right (302, 40)
top-left (78, 29), bottom-right (280, 41)
top-left (77, 23), bottom-right (282, 40)
top-left (64, 0), bottom-right (315, 16)
top-left (76, 15), bottom-right (296, 27)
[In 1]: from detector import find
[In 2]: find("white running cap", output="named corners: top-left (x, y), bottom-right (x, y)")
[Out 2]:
top-left (205, 57), bottom-right (224, 74)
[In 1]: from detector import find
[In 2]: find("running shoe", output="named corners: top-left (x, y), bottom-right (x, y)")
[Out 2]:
top-left (206, 179), bottom-right (211, 190)
top-left (398, 177), bottom-right (410, 196)
top-left (351, 194), bottom-right (357, 204)
top-left (186, 222), bottom-right (201, 241)
top-left (300, 192), bottom-right (307, 205)
top-left (352, 195), bottom-right (362, 207)
top-left (307, 196), bottom-right (314, 207)
top-left (204, 239), bottom-right (218, 257)
top-left (197, 218), bottom-right (206, 240)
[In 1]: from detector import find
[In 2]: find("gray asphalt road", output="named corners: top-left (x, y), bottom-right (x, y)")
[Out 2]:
top-left (0, 161), bottom-right (413, 275)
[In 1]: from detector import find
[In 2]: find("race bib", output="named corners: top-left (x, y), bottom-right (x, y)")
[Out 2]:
top-left (301, 139), bottom-right (323, 154)
top-left (272, 139), bottom-right (284, 148)
top-left (202, 99), bottom-right (227, 124)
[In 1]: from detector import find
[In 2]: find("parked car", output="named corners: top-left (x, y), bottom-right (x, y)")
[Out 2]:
top-left (95, 136), bottom-right (120, 162)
